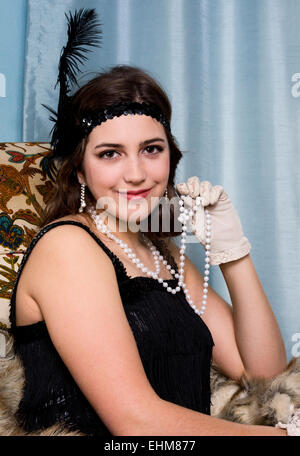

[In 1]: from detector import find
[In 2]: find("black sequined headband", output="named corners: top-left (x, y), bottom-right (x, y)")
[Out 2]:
top-left (80, 101), bottom-right (171, 137)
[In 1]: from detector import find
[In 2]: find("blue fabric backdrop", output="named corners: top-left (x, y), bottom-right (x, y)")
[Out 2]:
top-left (11, 0), bottom-right (300, 360)
top-left (0, 0), bottom-right (27, 140)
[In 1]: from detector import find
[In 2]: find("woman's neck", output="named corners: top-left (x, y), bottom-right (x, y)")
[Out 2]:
top-left (81, 210), bottom-right (148, 252)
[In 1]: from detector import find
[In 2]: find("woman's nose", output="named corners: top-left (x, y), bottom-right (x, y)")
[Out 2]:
top-left (123, 157), bottom-right (146, 183)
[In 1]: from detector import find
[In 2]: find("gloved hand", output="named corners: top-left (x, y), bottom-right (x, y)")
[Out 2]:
top-left (176, 177), bottom-right (251, 265)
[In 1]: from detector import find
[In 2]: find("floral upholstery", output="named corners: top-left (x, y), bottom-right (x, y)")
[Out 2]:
top-left (0, 143), bottom-right (57, 356)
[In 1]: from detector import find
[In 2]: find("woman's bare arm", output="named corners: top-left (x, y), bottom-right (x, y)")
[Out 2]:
top-left (219, 255), bottom-right (287, 378)
top-left (167, 240), bottom-right (287, 381)
top-left (130, 398), bottom-right (286, 436)
top-left (26, 226), bottom-right (286, 436)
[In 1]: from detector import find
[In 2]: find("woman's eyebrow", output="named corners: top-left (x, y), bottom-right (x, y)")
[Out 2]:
top-left (94, 137), bottom-right (166, 149)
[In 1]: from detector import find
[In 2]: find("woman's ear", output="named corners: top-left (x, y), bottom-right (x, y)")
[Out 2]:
top-left (76, 170), bottom-right (85, 185)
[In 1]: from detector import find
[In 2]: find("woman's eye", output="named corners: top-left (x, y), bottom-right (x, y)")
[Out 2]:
top-left (98, 150), bottom-right (119, 159)
top-left (98, 145), bottom-right (163, 160)
top-left (144, 145), bottom-right (163, 154)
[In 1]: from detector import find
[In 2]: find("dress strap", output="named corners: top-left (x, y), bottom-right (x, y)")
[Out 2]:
top-left (9, 221), bottom-right (129, 327)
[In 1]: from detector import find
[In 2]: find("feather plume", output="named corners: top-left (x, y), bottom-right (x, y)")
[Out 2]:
top-left (42, 8), bottom-right (102, 162)
top-left (56, 8), bottom-right (102, 94)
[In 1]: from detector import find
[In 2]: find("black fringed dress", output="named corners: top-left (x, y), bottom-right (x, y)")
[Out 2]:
top-left (9, 221), bottom-right (214, 436)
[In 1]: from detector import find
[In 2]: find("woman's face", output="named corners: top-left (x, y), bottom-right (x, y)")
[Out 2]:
top-left (77, 114), bottom-right (170, 227)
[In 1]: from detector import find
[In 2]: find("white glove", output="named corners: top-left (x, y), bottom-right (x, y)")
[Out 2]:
top-left (276, 405), bottom-right (300, 436)
top-left (176, 177), bottom-right (251, 265)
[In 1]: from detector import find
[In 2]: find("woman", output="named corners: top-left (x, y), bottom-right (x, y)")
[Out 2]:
top-left (8, 61), bottom-right (289, 436)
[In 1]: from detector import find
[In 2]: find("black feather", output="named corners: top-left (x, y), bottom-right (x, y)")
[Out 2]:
top-left (41, 104), bottom-right (57, 124)
top-left (56, 8), bottom-right (102, 93)
top-left (44, 8), bottom-right (102, 160)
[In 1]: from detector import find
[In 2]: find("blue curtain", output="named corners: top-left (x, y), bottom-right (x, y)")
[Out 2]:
top-left (23, 0), bottom-right (300, 360)
top-left (0, 0), bottom-right (27, 141)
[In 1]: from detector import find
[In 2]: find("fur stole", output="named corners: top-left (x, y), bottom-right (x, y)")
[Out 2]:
top-left (210, 358), bottom-right (300, 425)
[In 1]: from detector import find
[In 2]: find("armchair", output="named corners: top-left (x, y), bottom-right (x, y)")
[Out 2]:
top-left (0, 142), bottom-right (299, 435)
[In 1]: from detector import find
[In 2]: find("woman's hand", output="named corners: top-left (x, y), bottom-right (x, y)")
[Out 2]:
top-left (176, 177), bottom-right (251, 265)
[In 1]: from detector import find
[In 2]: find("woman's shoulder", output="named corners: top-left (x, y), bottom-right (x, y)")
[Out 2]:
top-left (14, 216), bottom-right (105, 327)
top-left (24, 215), bottom-right (107, 267)
top-left (41, 214), bottom-right (91, 230)
top-left (37, 215), bottom-right (113, 257)
top-left (36, 214), bottom-right (100, 241)
top-left (23, 214), bottom-right (116, 292)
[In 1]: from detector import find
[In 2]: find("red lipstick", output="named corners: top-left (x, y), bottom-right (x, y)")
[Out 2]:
top-left (119, 188), bottom-right (152, 199)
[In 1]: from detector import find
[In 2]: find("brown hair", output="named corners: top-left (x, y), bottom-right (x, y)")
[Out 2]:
top-left (40, 65), bottom-right (183, 242)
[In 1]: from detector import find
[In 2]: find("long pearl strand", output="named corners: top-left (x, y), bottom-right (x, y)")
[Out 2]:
top-left (87, 195), bottom-right (211, 316)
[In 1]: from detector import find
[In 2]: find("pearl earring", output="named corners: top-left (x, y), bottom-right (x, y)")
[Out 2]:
top-left (79, 183), bottom-right (86, 213)
top-left (164, 187), bottom-right (168, 200)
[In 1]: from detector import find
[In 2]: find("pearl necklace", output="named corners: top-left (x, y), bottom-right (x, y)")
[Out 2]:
top-left (87, 195), bottom-right (211, 316)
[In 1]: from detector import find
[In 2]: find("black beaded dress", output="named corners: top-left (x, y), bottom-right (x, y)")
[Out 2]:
top-left (9, 221), bottom-right (214, 436)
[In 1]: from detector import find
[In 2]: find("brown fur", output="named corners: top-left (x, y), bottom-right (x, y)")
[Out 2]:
top-left (210, 358), bottom-right (300, 426)
top-left (1, 332), bottom-right (300, 434)
top-left (0, 333), bottom-right (84, 436)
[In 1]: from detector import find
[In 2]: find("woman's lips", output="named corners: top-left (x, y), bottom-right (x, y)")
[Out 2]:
top-left (119, 189), bottom-right (152, 200)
